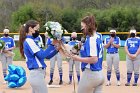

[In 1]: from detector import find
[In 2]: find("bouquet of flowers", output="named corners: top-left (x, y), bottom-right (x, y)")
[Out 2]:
top-left (0, 40), bottom-right (5, 50)
top-left (44, 21), bottom-right (71, 57)
top-left (44, 21), bottom-right (66, 40)
top-left (71, 44), bottom-right (80, 54)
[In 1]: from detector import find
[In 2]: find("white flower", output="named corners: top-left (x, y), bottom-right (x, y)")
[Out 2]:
top-left (46, 27), bottom-right (49, 30)
top-left (51, 30), bottom-right (55, 35)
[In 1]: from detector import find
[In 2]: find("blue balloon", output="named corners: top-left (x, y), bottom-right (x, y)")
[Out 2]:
top-left (17, 77), bottom-right (27, 87)
top-left (8, 82), bottom-right (17, 88)
top-left (16, 66), bottom-right (26, 76)
top-left (10, 74), bottom-right (20, 81)
top-left (8, 65), bottom-right (17, 74)
top-left (4, 74), bottom-right (10, 81)
top-left (6, 65), bottom-right (27, 88)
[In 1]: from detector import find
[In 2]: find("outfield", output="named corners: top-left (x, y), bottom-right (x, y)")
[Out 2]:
top-left (13, 47), bottom-right (126, 61)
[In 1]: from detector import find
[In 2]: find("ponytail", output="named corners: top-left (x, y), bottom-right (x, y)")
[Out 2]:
top-left (19, 25), bottom-right (26, 58)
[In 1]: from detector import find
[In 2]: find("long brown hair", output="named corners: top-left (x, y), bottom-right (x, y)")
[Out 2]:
top-left (19, 20), bottom-right (39, 58)
top-left (81, 15), bottom-right (96, 36)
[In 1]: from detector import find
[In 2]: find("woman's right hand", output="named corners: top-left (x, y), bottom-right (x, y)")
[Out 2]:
top-left (128, 53), bottom-right (136, 60)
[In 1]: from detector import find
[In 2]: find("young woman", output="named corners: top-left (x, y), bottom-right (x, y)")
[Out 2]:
top-left (19, 20), bottom-right (61, 93)
top-left (124, 29), bottom-right (140, 86)
top-left (71, 15), bottom-right (104, 93)
top-left (0, 28), bottom-right (16, 84)
top-left (67, 32), bottom-right (80, 84)
top-left (104, 29), bottom-right (121, 86)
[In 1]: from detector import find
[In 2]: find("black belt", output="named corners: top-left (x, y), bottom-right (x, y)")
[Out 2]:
top-left (107, 52), bottom-right (118, 54)
top-left (29, 67), bottom-right (46, 70)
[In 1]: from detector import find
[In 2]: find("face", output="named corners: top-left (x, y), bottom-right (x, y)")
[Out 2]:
top-left (29, 24), bottom-right (40, 34)
top-left (32, 24), bottom-right (40, 33)
top-left (110, 32), bottom-right (116, 37)
top-left (81, 22), bottom-right (86, 34)
top-left (3, 30), bottom-right (9, 37)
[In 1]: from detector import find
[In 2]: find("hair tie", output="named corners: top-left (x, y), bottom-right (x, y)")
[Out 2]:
top-left (23, 24), bottom-right (26, 27)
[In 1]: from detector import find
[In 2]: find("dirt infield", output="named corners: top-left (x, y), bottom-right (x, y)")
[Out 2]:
top-left (0, 61), bottom-right (140, 93)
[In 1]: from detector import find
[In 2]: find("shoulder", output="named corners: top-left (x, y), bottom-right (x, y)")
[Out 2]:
top-left (25, 38), bottom-right (34, 43)
top-left (24, 38), bottom-right (36, 47)
top-left (7, 36), bottom-right (14, 40)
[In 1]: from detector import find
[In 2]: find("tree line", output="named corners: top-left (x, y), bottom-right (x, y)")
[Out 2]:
top-left (1, 0), bottom-right (140, 34)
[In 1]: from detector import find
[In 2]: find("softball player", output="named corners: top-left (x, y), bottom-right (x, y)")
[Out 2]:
top-left (104, 29), bottom-right (121, 86)
top-left (19, 20), bottom-right (60, 93)
top-left (67, 32), bottom-right (80, 84)
top-left (124, 29), bottom-right (140, 86)
top-left (46, 38), bottom-right (63, 85)
top-left (71, 15), bottom-right (104, 93)
top-left (0, 28), bottom-right (16, 83)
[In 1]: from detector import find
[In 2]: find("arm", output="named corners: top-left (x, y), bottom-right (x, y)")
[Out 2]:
top-left (35, 44), bottom-right (58, 59)
top-left (134, 47), bottom-right (140, 57)
top-left (104, 38), bottom-right (112, 48)
top-left (26, 38), bottom-right (59, 59)
top-left (124, 46), bottom-right (134, 59)
top-left (124, 46), bottom-right (131, 56)
top-left (71, 55), bottom-right (98, 64)
top-left (5, 46), bottom-right (16, 51)
top-left (112, 43), bottom-right (120, 48)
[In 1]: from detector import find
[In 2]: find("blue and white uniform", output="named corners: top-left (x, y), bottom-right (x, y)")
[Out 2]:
top-left (78, 33), bottom-right (104, 93)
top-left (67, 40), bottom-right (80, 83)
top-left (24, 35), bottom-right (58, 93)
top-left (125, 37), bottom-right (140, 85)
top-left (34, 35), bottom-right (44, 48)
top-left (104, 36), bottom-right (121, 84)
top-left (46, 38), bottom-right (63, 85)
top-left (0, 36), bottom-right (15, 78)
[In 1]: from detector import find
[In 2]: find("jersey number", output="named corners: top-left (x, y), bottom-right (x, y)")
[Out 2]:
top-left (130, 43), bottom-right (135, 47)
top-left (99, 43), bottom-right (103, 58)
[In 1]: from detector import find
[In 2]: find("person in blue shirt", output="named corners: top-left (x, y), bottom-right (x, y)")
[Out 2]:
top-left (67, 32), bottom-right (80, 84)
top-left (45, 36), bottom-right (63, 85)
top-left (19, 20), bottom-right (61, 93)
top-left (124, 29), bottom-right (140, 86)
top-left (104, 29), bottom-right (121, 86)
top-left (71, 15), bottom-right (104, 93)
top-left (0, 28), bottom-right (16, 84)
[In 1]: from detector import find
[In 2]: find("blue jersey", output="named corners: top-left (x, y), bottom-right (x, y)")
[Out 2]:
top-left (68, 40), bottom-right (79, 47)
top-left (34, 35), bottom-right (44, 48)
top-left (96, 32), bottom-right (103, 41)
top-left (104, 36), bottom-right (120, 53)
top-left (46, 38), bottom-right (52, 46)
top-left (125, 37), bottom-right (140, 54)
top-left (23, 35), bottom-right (58, 70)
top-left (80, 33), bottom-right (103, 71)
top-left (0, 36), bottom-right (15, 49)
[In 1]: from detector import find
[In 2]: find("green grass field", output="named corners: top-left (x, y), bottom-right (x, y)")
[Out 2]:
top-left (13, 47), bottom-right (126, 61)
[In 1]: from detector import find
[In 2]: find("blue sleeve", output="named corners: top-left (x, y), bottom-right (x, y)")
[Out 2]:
top-left (11, 38), bottom-right (15, 47)
top-left (35, 44), bottom-right (58, 59)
